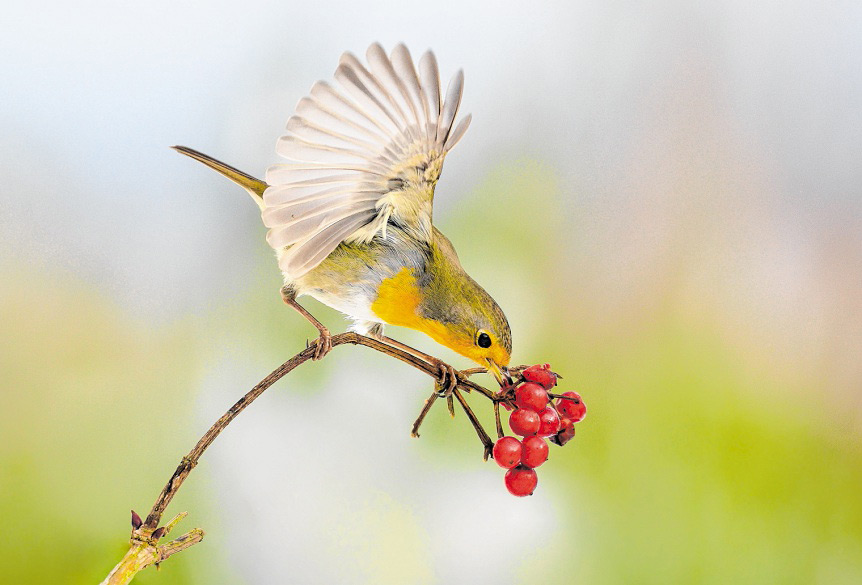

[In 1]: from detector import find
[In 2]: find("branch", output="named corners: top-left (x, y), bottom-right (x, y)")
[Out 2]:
top-left (100, 512), bottom-right (203, 585)
top-left (101, 332), bottom-right (502, 584)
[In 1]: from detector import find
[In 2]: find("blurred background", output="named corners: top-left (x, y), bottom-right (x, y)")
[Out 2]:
top-left (2, 0), bottom-right (861, 583)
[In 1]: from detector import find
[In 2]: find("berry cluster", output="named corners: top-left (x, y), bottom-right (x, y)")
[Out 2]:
top-left (492, 364), bottom-right (587, 496)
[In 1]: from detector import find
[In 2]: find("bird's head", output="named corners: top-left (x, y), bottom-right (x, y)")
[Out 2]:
top-left (457, 307), bottom-right (512, 385)
top-left (418, 277), bottom-right (512, 385)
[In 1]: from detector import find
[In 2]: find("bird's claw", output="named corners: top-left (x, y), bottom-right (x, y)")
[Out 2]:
top-left (434, 362), bottom-right (459, 397)
top-left (311, 330), bottom-right (332, 360)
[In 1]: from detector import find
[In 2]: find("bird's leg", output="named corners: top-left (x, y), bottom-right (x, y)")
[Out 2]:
top-left (378, 335), bottom-right (459, 397)
top-left (280, 285), bottom-right (332, 360)
top-left (364, 322), bottom-right (385, 339)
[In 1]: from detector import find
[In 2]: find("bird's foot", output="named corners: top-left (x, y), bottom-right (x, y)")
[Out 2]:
top-left (309, 328), bottom-right (332, 360)
top-left (434, 361), bottom-right (459, 397)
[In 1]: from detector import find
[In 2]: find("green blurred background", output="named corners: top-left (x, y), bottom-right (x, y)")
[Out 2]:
top-left (2, 1), bottom-right (861, 584)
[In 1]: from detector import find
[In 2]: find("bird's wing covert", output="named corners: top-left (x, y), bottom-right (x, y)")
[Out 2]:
top-left (262, 42), bottom-right (471, 279)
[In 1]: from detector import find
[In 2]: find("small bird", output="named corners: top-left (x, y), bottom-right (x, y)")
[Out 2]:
top-left (174, 43), bottom-right (511, 388)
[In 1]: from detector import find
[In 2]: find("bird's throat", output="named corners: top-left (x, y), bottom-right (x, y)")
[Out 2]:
top-left (371, 267), bottom-right (472, 359)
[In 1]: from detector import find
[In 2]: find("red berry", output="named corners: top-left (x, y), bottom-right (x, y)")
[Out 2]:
top-left (505, 465), bottom-right (538, 497)
top-left (556, 391), bottom-right (586, 422)
top-left (521, 435), bottom-right (549, 468)
top-left (492, 436), bottom-right (522, 469)
top-left (550, 417), bottom-right (576, 446)
top-left (537, 407), bottom-right (561, 437)
top-left (509, 408), bottom-right (540, 436)
top-left (514, 382), bottom-right (549, 412)
top-left (522, 363), bottom-right (558, 389)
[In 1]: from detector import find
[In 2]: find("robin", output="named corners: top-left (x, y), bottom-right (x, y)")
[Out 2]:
top-left (174, 42), bottom-right (511, 391)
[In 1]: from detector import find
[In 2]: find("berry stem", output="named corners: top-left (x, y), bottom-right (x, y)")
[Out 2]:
top-left (411, 389), bottom-right (440, 438)
top-left (548, 392), bottom-right (579, 402)
top-left (452, 388), bottom-right (494, 460)
top-left (493, 400), bottom-right (504, 439)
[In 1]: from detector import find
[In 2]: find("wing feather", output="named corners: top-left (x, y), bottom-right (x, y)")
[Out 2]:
top-left (334, 64), bottom-right (403, 136)
top-left (390, 44), bottom-right (425, 132)
top-left (267, 183), bottom-right (380, 206)
top-left (286, 116), bottom-right (380, 151)
top-left (266, 198), bottom-right (378, 248)
top-left (265, 170), bottom-right (368, 189)
top-left (366, 43), bottom-right (421, 141)
top-left (418, 51), bottom-right (441, 142)
top-left (437, 69), bottom-right (464, 148)
top-left (276, 135), bottom-right (393, 172)
top-left (294, 97), bottom-right (386, 145)
top-left (280, 210), bottom-right (377, 277)
top-left (310, 81), bottom-right (396, 140)
top-left (264, 43), bottom-right (472, 279)
top-left (263, 193), bottom-right (380, 228)
top-left (339, 52), bottom-right (411, 131)
top-left (444, 113), bottom-right (472, 151)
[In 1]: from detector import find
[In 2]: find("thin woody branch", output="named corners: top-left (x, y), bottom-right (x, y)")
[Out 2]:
top-left (102, 332), bottom-right (506, 585)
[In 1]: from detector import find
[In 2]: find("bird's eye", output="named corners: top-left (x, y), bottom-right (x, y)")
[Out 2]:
top-left (477, 332), bottom-right (492, 348)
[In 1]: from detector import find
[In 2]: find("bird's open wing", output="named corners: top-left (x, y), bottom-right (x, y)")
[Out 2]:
top-left (262, 43), bottom-right (471, 279)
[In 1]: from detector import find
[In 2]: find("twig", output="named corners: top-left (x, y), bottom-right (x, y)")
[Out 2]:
top-left (101, 332), bottom-right (501, 584)
top-left (411, 390), bottom-right (439, 437)
top-left (452, 388), bottom-right (494, 460)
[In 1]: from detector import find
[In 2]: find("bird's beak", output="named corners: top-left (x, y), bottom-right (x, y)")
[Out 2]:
top-left (486, 360), bottom-right (512, 387)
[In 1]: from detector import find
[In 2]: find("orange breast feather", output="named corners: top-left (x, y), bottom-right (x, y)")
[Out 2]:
top-left (371, 268), bottom-right (423, 328)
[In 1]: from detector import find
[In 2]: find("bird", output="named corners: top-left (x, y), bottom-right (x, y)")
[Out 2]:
top-left (173, 42), bottom-right (511, 390)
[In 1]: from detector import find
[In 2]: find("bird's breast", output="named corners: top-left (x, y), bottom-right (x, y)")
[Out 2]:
top-left (370, 267), bottom-right (423, 328)
top-left (371, 266), bottom-right (471, 358)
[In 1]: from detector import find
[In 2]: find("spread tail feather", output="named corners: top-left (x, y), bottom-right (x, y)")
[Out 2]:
top-left (171, 146), bottom-right (268, 209)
